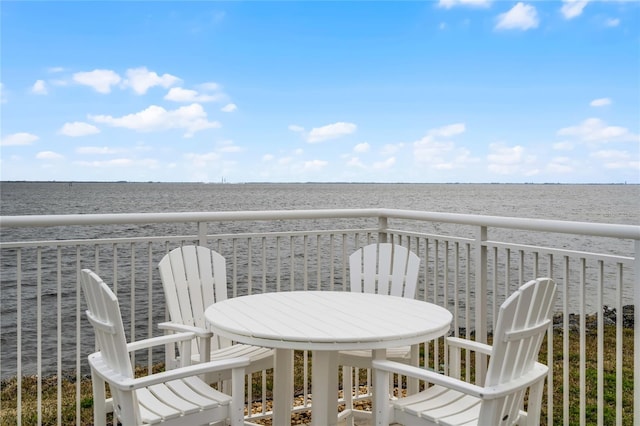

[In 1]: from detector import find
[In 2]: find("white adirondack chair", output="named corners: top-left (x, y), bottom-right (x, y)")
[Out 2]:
top-left (80, 269), bottom-right (249, 426)
top-left (158, 245), bottom-right (273, 383)
top-left (373, 277), bottom-right (557, 426)
top-left (339, 243), bottom-right (421, 422)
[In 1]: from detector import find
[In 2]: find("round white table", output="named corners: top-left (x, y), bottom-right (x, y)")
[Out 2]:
top-left (205, 291), bottom-right (452, 426)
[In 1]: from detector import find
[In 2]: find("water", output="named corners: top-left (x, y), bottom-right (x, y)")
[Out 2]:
top-left (1, 182), bottom-right (638, 379)
top-left (2, 182), bottom-right (639, 223)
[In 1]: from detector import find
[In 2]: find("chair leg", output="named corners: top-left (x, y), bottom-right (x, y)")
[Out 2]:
top-left (407, 344), bottom-right (419, 395)
top-left (373, 362), bottom-right (390, 426)
top-left (525, 379), bottom-right (546, 426)
top-left (230, 367), bottom-right (246, 426)
top-left (90, 369), bottom-right (107, 426)
top-left (342, 366), bottom-right (355, 426)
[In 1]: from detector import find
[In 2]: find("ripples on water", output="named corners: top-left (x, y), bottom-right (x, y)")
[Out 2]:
top-left (1, 181), bottom-right (638, 221)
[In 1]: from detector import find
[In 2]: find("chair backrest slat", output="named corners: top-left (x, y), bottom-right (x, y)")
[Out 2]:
top-left (349, 243), bottom-right (420, 298)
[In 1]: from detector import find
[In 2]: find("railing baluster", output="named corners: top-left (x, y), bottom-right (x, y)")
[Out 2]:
top-left (563, 255), bottom-right (570, 425)
top-left (147, 242), bottom-right (153, 373)
top-left (56, 246), bottom-right (62, 425)
top-left (597, 260), bottom-right (604, 426)
top-left (37, 247), bottom-right (42, 425)
top-left (75, 246), bottom-right (82, 425)
top-left (580, 257), bottom-right (586, 426)
top-left (248, 237), bottom-right (253, 295)
top-left (616, 262), bottom-right (623, 426)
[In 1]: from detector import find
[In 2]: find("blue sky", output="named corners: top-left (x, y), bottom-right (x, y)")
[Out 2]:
top-left (1, 1), bottom-right (638, 183)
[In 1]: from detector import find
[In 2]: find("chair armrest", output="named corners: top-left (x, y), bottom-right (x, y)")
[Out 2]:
top-left (446, 337), bottom-right (493, 380)
top-left (158, 322), bottom-right (213, 338)
top-left (373, 359), bottom-right (485, 398)
top-left (372, 360), bottom-right (548, 400)
top-left (446, 337), bottom-right (492, 355)
top-left (88, 352), bottom-right (250, 391)
top-left (126, 331), bottom-right (197, 353)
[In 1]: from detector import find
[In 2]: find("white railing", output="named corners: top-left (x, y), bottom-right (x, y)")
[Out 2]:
top-left (1, 208), bottom-right (638, 425)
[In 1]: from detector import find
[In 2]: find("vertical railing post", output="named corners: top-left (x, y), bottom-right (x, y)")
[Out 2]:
top-left (378, 216), bottom-right (388, 243)
top-left (634, 239), bottom-right (639, 424)
top-left (475, 225), bottom-right (488, 383)
top-left (197, 221), bottom-right (207, 246)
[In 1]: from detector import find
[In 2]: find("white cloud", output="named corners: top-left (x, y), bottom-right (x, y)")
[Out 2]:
top-left (558, 118), bottom-right (639, 143)
top-left (198, 82), bottom-right (221, 91)
top-left (262, 154), bottom-right (275, 162)
top-left (219, 140), bottom-right (243, 153)
top-left (591, 150), bottom-right (639, 170)
top-left (289, 124), bottom-right (305, 133)
top-left (59, 121), bottom-right (100, 137)
top-left (560, 0), bottom-right (589, 20)
top-left (124, 67), bottom-right (180, 95)
top-left (36, 151), bottom-right (63, 160)
top-left (547, 157), bottom-right (574, 174)
top-left (303, 159), bottom-right (329, 171)
top-left (165, 87), bottom-right (221, 103)
top-left (89, 103), bottom-right (220, 138)
top-left (73, 69), bottom-right (122, 94)
top-left (347, 157), bottom-right (366, 168)
top-left (76, 146), bottom-right (118, 154)
top-left (413, 123), bottom-right (467, 165)
top-left (553, 141), bottom-right (574, 151)
top-left (31, 80), bottom-right (48, 95)
top-left (487, 143), bottom-right (535, 174)
top-left (307, 122), bottom-right (357, 143)
top-left (354, 142), bottom-right (370, 153)
top-left (438, 0), bottom-right (491, 8)
top-left (429, 123), bottom-right (465, 138)
top-left (221, 103), bottom-right (237, 112)
top-left (414, 139), bottom-right (455, 163)
top-left (373, 157), bottom-right (396, 170)
top-left (605, 18), bottom-right (620, 27)
top-left (590, 98), bottom-right (611, 107)
top-left (1, 132), bottom-right (39, 146)
top-left (495, 2), bottom-right (539, 30)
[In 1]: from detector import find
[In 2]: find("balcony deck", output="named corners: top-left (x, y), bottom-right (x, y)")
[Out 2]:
top-left (1, 208), bottom-right (638, 425)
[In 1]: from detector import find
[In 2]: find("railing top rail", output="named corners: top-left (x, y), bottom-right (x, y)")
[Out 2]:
top-left (1, 208), bottom-right (638, 240)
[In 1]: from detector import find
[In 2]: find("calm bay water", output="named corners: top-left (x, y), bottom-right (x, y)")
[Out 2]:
top-left (1, 182), bottom-right (639, 223)
top-left (1, 182), bottom-right (638, 378)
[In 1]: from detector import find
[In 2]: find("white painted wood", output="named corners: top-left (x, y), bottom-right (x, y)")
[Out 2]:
top-left (372, 277), bottom-right (556, 426)
top-left (342, 243), bottom-right (422, 421)
top-left (158, 245), bottom-right (274, 378)
top-left (205, 290), bottom-right (452, 426)
top-left (80, 269), bottom-right (249, 426)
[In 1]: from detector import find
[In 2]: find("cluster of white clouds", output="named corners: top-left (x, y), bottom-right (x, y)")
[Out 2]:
top-left (4, 91), bottom-right (636, 180)
top-left (439, 0), bottom-right (620, 30)
top-left (18, 66), bottom-right (238, 139)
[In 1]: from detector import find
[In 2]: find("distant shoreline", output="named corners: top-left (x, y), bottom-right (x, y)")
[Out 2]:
top-left (1, 180), bottom-right (637, 185)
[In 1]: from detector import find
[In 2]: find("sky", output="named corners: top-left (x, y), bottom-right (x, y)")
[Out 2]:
top-left (1, 1), bottom-right (639, 184)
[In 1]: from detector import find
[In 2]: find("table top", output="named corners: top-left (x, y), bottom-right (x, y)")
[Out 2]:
top-left (205, 291), bottom-right (453, 351)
